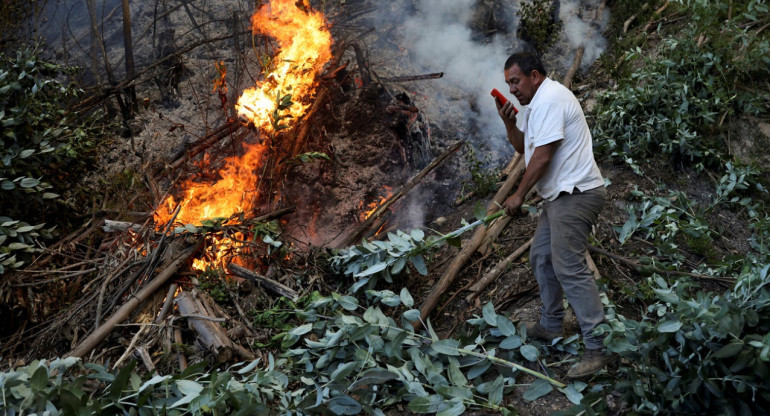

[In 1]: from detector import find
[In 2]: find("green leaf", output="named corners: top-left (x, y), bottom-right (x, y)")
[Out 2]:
top-left (354, 261), bottom-right (388, 277)
top-left (657, 320), bottom-right (683, 333)
top-left (714, 341), bottom-right (744, 358)
top-left (447, 357), bottom-right (467, 386)
top-left (29, 365), bottom-right (48, 390)
top-left (391, 257), bottom-right (408, 274)
top-left (400, 287), bottom-right (414, 307)
top-left (500, 335), bottom-right (523, 349)
top-left (437, 398), bottom-right (466, 416)
top-left (349, 369), bottom-right (398, 390)
top-left (403, 309), bottom-right (420, 321)
top-left (560, 383), bottom-right (584, 405)
top-left (330, 361), bottom-right (358, 381)
top-left (523, 378), bottom-right (553, 401)
top-left (289, 323), bottom-right (313, 337)
top-left (19, 177), bottom-right (40, 188)
top-left (327, 395), bottom-right (362, 415)
top-left (496, 315), bottom-right (517, 336)
top-left (410, 254), bottom-right (428, 275)
top-left (408, 395), bottom-right (445, 413)
top-left (482, 302), bottom-right (497, 326)
top-left (520, 344), bottom-right (540, 361)
top-left (332, 292), bottom-right (359, 310)
top-left (431, 339), bottom-right (460, 356)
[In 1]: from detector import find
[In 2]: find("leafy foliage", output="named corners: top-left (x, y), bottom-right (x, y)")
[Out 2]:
top-left (517, 0), bottom-right (561, 54)
top-left (1, 293), bottom-right (589, 415)
top-left (591, 0), bottom-right (769, 171)
top-left (330, 209), bottom-right (504, 292)
top-left (597, 265), bottom-right (770, 414)
top-left (459, 143), bottom-right (501, 199)
top-left (0, 45), bottom-right (103, 273)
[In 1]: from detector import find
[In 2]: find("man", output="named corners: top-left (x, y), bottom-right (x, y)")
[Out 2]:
top-left (495, 51), bottom-right (610, 378)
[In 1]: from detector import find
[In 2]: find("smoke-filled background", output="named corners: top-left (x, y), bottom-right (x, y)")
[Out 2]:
top-left (373, 0), bottom-right (609, 145)
top-left (368, 0), bottom-right (610, 229)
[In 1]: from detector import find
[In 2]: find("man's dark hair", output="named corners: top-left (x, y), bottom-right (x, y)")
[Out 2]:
top-left (504, 52), bottom-right (546, 76)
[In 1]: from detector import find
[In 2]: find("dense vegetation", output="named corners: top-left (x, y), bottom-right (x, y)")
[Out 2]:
top-left (2, 0), bottom-right (770, 414)
top-left (0, 46), bottom-right (104, 273)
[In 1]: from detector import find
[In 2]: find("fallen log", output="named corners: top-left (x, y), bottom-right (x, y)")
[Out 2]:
top-left (176, 290), bottom-right (234, 363)
top-left (416, 152), bottom-right (522, 326)
top-left (335, 141), bottom-right (464, 249)
top-left (227, 263), bottom-right (299, 301)
top-left (68, 241), bottom-right (199, 359)
top-left (466, 238), bottom-right (533, 302)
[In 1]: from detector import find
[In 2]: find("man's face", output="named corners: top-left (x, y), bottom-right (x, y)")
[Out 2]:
top-left (504, 64), bottom-right (541, 106)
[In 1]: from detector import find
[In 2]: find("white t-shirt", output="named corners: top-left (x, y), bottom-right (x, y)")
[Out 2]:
top-left (521, 78), bottom-right (604, 201)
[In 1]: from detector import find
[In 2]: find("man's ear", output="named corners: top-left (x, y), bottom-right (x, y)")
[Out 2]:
top-left (530, 70), bottom-right (544, 86)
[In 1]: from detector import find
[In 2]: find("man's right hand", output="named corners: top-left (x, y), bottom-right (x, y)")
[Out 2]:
top-left (496, 99), bottom-right (518, 127)
top-left (503, 193), bottom-right (525, 217)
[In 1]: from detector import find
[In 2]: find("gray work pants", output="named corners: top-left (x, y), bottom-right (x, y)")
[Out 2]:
top-left (530, 186), bottom-right (607, 349)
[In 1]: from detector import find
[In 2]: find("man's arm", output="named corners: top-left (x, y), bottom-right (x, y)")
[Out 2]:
top-left (497, 101), bottom-right (524, 154)
top-left (503, 141), bottom-right (558, 215)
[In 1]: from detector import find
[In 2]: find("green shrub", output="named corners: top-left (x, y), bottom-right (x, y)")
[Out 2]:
top-left (517, 0), bottom-right (561, 54)
top-left (591, 0), bottom-right (769, 170)
top-left (599, 266), bottom-right (770, 414)
top-left (0, 45), bottom-right (104, 272)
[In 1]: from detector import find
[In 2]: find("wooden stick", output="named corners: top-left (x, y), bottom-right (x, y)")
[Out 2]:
top-left (176, 291), bottom-right (234, 363)
top-left (586, 252), bottom-right (601, 281)
top-left (155, 283), bottom-right (179, 324)
top-left (68, 243), bottom-right (199, 359)
top-left (477, 157), bottom-right (526, 256)
top-left (227, 264), bottom-right (299, 301)
top-left (135, 346), bottom-right (156, 373)
top-left (416, 152), bottom-right (525, 325)
top-left (562, 46), bottom-right (585, 90)
top-left (381, 72), bottom-right (444, 82)
top-left (466, 238), bottom-right (533, 301)
top-left (644, 1), bottom-right (671, 31)
top-left (174, 327), bottom-right (187, 371)
top-left (587, 245), bottom-right (735, 284)
top-left (335, 141), bottom-right (464, 248)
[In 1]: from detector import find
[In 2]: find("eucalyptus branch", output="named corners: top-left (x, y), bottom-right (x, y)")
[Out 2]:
top-left (458, 349), bottom-right (567, 389)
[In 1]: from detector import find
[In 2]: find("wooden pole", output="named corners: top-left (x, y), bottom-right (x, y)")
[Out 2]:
top-left (416, 152), bottom-right (523, 325)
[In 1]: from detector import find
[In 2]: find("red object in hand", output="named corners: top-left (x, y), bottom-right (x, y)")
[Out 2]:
top-left (491, 88), bottom-right (518, 114)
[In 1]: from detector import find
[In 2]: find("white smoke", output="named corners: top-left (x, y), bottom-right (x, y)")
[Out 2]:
top-left (376, 0), bottom-right (610, 145)
top-left (558, 0), bottom-right (609, 69)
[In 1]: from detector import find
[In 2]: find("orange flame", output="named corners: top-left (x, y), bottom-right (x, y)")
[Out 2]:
top-left (359, 186), bottom-right (393, 222)
top-left (235, 0), bottom-right (333, 132)
top-left (154, 0), bottom-right (333, 271)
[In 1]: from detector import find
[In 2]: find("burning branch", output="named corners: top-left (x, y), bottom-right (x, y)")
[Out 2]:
top-left (336, 141), bottom-right (464, 249)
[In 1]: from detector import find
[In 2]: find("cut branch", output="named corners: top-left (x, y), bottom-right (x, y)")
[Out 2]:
top-left (227, 263), bottom-right (299, 301)
top-left (466, 238), bottom-right (533, 302)
top-left (68, 241), bottom-right (200, 359)
top-left (417, 152), bottom-right (522, 325)
top-left (381, 72), bottom-right (445, 83)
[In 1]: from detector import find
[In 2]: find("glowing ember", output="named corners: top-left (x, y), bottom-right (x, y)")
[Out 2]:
top-left (235, 0), bottom-right (333, 131)
top-left (192, 233), bottom-right (246, 271)
top-left (359, 186), bottom-right (393, 222)
top-left (154, 0), bottom-right (333, 272)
